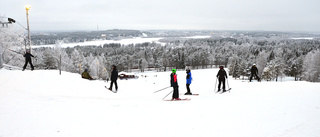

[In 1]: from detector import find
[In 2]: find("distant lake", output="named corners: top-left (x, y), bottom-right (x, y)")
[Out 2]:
top-left (35, 35), bottom-right (211, 48)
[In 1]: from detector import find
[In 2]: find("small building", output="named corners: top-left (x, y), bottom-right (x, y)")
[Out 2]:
top-left (118, 72), bottom-right (138, 79)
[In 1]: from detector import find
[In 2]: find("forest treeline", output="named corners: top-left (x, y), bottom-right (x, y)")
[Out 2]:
top-left (1, 29), bottom-right (320, 82)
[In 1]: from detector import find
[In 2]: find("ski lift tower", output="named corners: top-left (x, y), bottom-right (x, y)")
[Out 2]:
top-left (25, 5), bottom-right (31, 50)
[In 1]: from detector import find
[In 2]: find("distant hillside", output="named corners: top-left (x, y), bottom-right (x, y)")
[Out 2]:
top-left (31, 29), bottom-right (145, 45)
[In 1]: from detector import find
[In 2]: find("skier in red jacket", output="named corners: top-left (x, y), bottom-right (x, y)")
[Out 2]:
top-left (170, 69), bottom-right (181, 100)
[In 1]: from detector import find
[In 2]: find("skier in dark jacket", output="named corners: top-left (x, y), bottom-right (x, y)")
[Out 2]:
top-left (22, 49), bottom-right (34, 71)
top-left (249, 64), bottom-right (260, 82)
top-left (216, 66), bottom-right (228, 92)
top-left (185, 68), bottom-right (193, 95)
top-left (108, 65), bottom-right (118, 91)
top-left (171, 69), bottom-right (181, 100)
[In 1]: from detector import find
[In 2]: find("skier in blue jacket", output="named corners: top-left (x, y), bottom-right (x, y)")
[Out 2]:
top-left (185, 68), bottom-right (193, 95)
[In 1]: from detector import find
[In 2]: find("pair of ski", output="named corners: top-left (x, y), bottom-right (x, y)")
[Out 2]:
top-left (216, 88), bottom-right (231, 94)
top-left (180, 93), bottom-right (199, 96)
top-left (163, 93), bottom-right (199, 101)
top-left (154, 87), bottom-right (194, 101)
top-left (163, 98), bottom-right (191, 101)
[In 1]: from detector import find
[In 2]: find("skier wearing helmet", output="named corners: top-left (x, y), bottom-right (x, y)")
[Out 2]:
top-left (170, 69), bottom-right (181, 100)
top-left (216, 66), bottom-right (228, 92)
top-left (250, 64), bottom-right (260, 82)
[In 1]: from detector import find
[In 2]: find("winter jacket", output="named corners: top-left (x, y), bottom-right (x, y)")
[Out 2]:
top-left (251, 66), bottom-right (258, 74)
top-left (23, 53), bottom-right (34, 60)
top-left (111, 69), bottom-right (118, 81)
top-left (217, 69), bottom-right (227, 79)
top-left (186, 72), bottom-right (192, 84)
top-left (81, 71), bottom-right (92, 79)
top-left (171, 73), bottom-right (178, 87)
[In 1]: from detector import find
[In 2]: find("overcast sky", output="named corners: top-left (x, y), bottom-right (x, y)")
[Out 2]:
top-left (1, 0), bottom-right (320, 32)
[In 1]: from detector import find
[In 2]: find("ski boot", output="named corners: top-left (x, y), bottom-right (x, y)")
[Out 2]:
top-left (184, 92), bottom-right (192, 95)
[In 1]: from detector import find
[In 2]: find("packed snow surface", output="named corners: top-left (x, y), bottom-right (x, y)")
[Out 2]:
top-left (1, 68), bottom-right (320, 137)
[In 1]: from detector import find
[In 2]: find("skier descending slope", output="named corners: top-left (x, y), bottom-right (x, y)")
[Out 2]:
top-left (170, 69), bottom-right (181, 100)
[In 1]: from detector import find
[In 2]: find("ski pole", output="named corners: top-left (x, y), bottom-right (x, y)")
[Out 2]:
top-left (8, 49), bottom-right (24, 55)
top-left (214, 77), bottom-right (218, 92)
top-left (153, 86), bottom-right (171, 93)
top-left (226, 78), bottom-right (231, 92)
top-left (162, 90), bottom-right (173, 100)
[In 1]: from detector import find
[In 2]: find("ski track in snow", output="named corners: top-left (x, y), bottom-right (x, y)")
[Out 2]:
top-left (0, 68), bottom-right (320, 137)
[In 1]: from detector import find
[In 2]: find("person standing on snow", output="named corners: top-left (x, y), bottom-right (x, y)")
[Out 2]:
top-left (108, 65), bottom-right (118, 91)
top-left (249, 64), bottom-right (260, 82)
top-left (171, 69), bottom-right (181, 100)
top-left (216, 66), bottom-right (228, 92)
top-left (22, 49), bottom-right (34, 71)
top-left (184, 68), bottom-right (193, 95)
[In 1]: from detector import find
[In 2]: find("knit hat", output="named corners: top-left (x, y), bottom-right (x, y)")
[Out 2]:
top-left (172, 69), bottom-right (176, 73)
top-left (186, 68), bottom-right (190, 73)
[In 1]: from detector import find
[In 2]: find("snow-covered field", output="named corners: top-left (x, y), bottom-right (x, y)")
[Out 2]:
top-left (1, 68), bottom-right (320, 137)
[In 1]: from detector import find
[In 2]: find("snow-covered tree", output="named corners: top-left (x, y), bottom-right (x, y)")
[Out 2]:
top-left (302, 50), bottom-right (320, 82)
top-left (43, 48), bottom-right (57, 69)
top-left (88, 57), bottom-right (98, 77)
top-left (0, 26), bottom-right (25, 67)
top-left (139, 58), bottom-right (148, 72)
top-left (255, 51), bottom-right (269, 77)
top-left (262, 66), bottom-right (272, 81)
top-left (231, 59), bottom-right (241, 79)
top-left (97, 54), bottom-right (108, 79)
top-left (0, 45), bottom-right (2, 68)
top-left (71, 49), bottom-right (85, 73)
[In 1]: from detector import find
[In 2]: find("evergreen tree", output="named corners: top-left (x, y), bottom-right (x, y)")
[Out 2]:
top-left (71, 49), bottom-right (85, 73)
top-left (43, 49), bottom-right (57, 69)
top-left (302, 50), bottom-right (320, 82)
